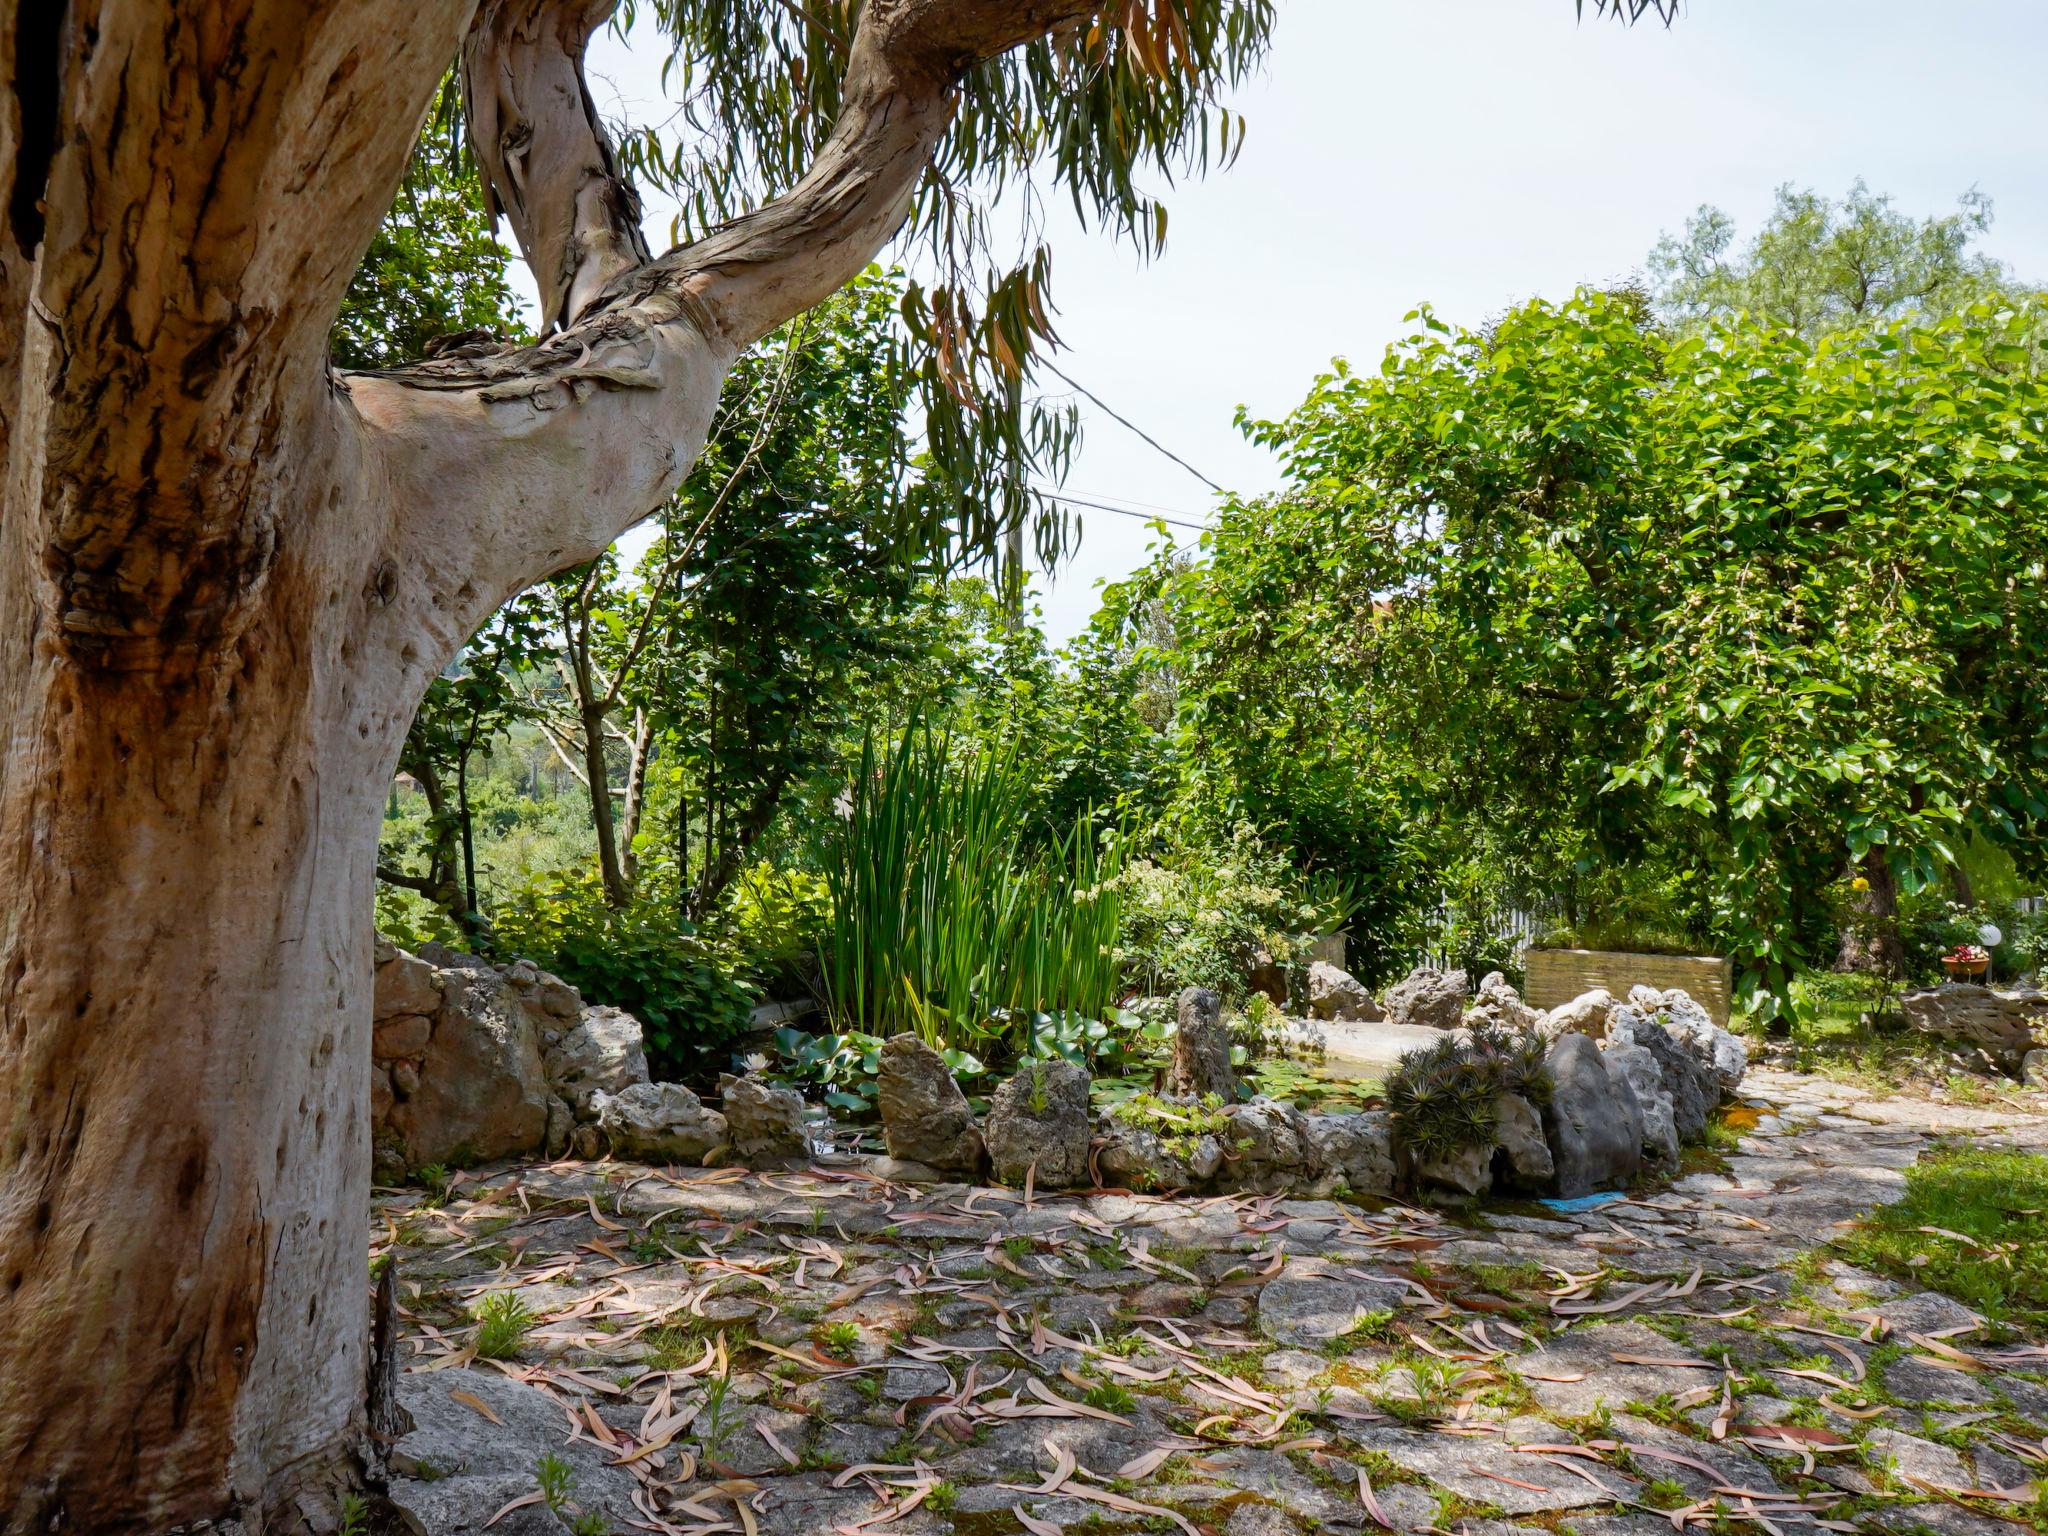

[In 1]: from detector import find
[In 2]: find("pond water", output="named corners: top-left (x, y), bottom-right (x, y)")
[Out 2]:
top-left (1270, 1017), bottom-right (1451, 1079)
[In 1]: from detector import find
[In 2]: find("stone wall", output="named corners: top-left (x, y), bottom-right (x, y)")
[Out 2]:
top-left (1525, 948), bottom-right (1733, 1025)
top-left (371, 939), bottom-right (646, 1180)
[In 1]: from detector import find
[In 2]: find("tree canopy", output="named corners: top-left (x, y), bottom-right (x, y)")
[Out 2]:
top-left (1110, 289), bottom-right (2048, 1016)
top-left (1649, 180), bottom-right (2025, 338)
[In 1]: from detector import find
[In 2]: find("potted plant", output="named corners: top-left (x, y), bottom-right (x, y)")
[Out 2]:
top-left (1941, 943), bottom-right (1990, 981)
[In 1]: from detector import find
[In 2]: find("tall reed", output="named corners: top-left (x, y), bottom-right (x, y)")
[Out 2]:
top-left (816, 728), bottom-right (1124, 1055)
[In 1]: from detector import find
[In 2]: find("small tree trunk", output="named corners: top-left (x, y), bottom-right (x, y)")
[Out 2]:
top-left (1949, 858), bottom-right (1977, 908)
top-left (1837, 849), bottom-right (1904, 979)
top-left (619, 707), bottom-right (653, 886)
top-left (581, 697), bottom-right (630, 907)
top-left (457, 744), bottom-right (485, 940)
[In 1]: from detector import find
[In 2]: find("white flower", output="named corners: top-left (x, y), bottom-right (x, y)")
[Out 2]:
top-left (743, 1052), bottom-right (771, 1074)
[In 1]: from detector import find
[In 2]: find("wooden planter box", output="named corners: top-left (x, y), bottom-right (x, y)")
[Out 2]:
top-left (1523, 948), bottom-right (1734, 1026)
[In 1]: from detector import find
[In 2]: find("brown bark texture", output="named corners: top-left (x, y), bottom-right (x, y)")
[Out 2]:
top-left (0, 0), bottom-right (1096, 1529)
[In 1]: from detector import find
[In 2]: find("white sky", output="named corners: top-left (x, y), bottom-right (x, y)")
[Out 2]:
top-left (560, 0), bottom-right (2048, 644)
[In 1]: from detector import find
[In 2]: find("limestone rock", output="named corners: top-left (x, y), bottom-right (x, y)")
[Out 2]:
top-left (1307, 961), bottom-right (1381, 1023)
top-left (543, 1095), bottom-right (574, 1159)
top-left (1605, 1008), bottom-right (1717, 1140)
top-left (1304, 1109), bottom-right (1397, 1198)
top-left (984, 1059), bottom-right (1092, 1188)
top-left (1634, 987), bottom-right (1749, 1095)
top-left (1221, 1096), bottom-right (1322, 1194)
top-left (877, 1033), bottom-right (985, 1174)
top-left (1259, 1264), bottom-right (1407, 1346)
top-left (375, 945), bottom-right (444, 1019)
top-left (385, 965), bottom-right (553, 1169)
top-left (1543, 1033), bottom-right (1642, 1196)
top-left (1095, 1116), bottom-right (1224, 1191)
top-left (1493, 1091), bottom-right (1554, 1190)
top-left (369, 941), bottom-right (665, 1176)
top-left (1166, 986), bottom-right (1237, 1100)
top-left (542, 1005), bottom-right (649, 1118)
top-left (1902, 983), bottom-right (2046, 1074)
top-left (590, 1081), bottom-right (729, 1164)
top-left (1383, 966), bottom-right (1469, 1032)
top-left (1542, 988), bottom-right (1615, 1041)
top-left (374, 1013), bottom-right (433, 1060)
top-left (1414, 1141), bottom-right (1493, 1196)
top-left (1603, 1041), bottom-right (1679, 1167)
top-left (2026, 1048), bottom-right (2048, 1090)
top-left (721, 1074), bottom-right (812, 1168)
top-left (1246, 949), bottom-right (1290, 1008)
top-left (1471, 972), bottom-right (1542, 1032)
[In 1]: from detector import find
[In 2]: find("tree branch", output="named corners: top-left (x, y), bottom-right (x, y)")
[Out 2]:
top-left (355, 0), bottom-right (1099, 644)
top-left (464, 0), bottom-right (652, 332)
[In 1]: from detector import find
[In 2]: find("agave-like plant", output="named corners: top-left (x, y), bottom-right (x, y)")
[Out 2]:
top-left (1384, 1022), bottom-right (1554, 1163)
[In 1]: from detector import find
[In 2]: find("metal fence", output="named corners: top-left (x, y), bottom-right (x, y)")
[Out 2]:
top-left (1417, 904), bottom-right (1555, 972)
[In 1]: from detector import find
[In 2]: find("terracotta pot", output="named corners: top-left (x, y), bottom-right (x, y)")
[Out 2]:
top-left (1943, 958), bottom-right (1989, 980)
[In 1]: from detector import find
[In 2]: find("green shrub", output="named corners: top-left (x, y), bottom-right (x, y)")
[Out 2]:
top-left (490, 865), bottom-right (758, 1077)
top-left (707, 861), bottom-right (832, 989)
top-left (1111, 823), bottom-right (1323, 1002)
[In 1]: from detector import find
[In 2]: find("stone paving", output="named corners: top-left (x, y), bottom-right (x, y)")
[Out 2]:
top-left (374, 1070), bottom-right (2048, 1536)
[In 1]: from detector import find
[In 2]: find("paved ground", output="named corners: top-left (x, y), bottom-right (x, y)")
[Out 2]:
top-left (375, 1071), bottom-right (2048, 1536)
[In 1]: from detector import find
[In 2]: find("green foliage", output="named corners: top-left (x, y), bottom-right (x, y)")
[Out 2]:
top-left (535, 1453), bottom-right (574, 1513)
top-left (333, 76), bottom-right (523, 368)
top-left (1082, 1379), bottom-right (1136, 1415)
top-left (490, 866), bottom-right (758, 1077)
top-left (769, 1028), bottom-right (893, 1117)
top-left (1195, 288), bottom-right (2048, 1022)
top-left (1835, 1148), bottom-right (2048, 1331)
top-left (1650, 180), bottom-right (2026, 338)
top-left (472, 1291), bottom-right (536, 1360)
top-left (1108, 1092), bottom-right (1234, 1163)
top-left (1110, 825), bottom-right (1323, 1000)
top-left (705, 863), bottom-right (832, 992)
top-left (626, 270), bottom-right (943, 918)
top-left (1083, 531), bottom-right (1434, 987)
top-left (605, 0), bottom-right (1278, 575)
top-left (1384, 1024), bottom-right (1553, 1165)
top-left (815, 726), bottom-right (1126, 1056)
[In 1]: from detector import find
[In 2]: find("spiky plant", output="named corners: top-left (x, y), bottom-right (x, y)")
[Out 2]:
top-left (1385, 1036), bottom-right (1499, 1164)
top-left (1385, 1023), bottom-right (1554, 1163)
top-left (1463, 1019), bottom-right (1555, 1108)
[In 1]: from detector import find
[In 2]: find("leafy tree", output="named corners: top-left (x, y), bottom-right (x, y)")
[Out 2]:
top-left (637, 269), bottom-right (933, 914)
top-left (0, 3), bottom-right (1669, 1522)
top-left (1649, 180), bottom-right (2023, 337)
top-left (1203, 290), bottom-right (2048, 1020)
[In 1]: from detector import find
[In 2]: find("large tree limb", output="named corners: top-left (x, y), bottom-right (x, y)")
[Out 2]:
top-left (360, 0), bottom-right (1097, 639)
top-left (462, 0), bottom-right (650, 331)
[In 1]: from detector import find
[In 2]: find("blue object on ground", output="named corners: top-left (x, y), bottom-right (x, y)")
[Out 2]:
top-left (1539, 1191), bottom-right (1627, 1212)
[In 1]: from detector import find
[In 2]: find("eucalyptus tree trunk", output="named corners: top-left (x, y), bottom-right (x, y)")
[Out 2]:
top-left (0, 1), bottom-right (1098, 1528)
